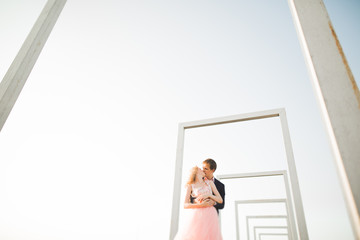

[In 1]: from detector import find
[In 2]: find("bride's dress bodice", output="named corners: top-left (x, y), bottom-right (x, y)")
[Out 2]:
top-left (191, 180), bottom-right (212, 198)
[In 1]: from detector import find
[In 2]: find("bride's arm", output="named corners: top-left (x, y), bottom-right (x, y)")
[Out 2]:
top-left (196, 182), bottom-right (223, 204)
top-left (183, 184), bottom-right (213, 209)
top-left (207, 181), bottom-right (223, 204)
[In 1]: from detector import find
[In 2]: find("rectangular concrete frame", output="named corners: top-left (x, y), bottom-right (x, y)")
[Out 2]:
top-left (246, 215), bottom-right (289, 240)
top-left (170, 108), bottom-right (308, 239)
top-left (259, 233), bottom-right (289, 240)
top-left (232, 196), bottom-right (292, 240)
top-left (254, 226), bottom-right (288, 240)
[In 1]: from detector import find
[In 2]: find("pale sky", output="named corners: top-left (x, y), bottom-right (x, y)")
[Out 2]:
top-left (0, 0), bottom-right (359, 239)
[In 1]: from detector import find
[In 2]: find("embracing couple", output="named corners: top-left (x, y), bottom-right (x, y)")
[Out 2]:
top-left (174, 158), bottom-right (225, 240)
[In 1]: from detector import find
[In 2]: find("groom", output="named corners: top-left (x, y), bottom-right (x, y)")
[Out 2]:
top-left (202, 158), bottom-right (225, 214)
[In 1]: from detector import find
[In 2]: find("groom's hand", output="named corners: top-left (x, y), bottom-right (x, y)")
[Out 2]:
top-left (202, 199), bottom-right (216, 207)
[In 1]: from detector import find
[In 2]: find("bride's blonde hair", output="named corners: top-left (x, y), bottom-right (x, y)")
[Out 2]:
top-left (186, 166), bottom-right (199, 185)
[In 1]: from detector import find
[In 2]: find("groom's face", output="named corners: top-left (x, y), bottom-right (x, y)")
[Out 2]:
top-left (202, 163), bottom-right (215, 180)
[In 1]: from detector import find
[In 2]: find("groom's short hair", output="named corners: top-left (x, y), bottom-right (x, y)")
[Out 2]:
top-left (203, 158), bottom-right (217, 171)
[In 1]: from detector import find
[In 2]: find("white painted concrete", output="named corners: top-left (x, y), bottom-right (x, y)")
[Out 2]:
top-left (0, 0), bottom-right (66, 131)
top-left (288, 0), bottom-right (360, 237)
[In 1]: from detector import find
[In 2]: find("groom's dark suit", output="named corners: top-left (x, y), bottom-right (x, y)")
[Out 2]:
top-left (213, 178), bottom-right (225, 214)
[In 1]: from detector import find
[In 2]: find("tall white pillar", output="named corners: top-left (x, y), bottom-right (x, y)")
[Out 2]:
top-left (0, 0), bottom-right (67, 131)
top-left (288, 0), bottom-right (360, 237)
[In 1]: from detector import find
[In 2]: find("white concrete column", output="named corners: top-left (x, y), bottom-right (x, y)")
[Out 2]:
top-left (288, 0), bottom-right (360, 237)
top-left (0, 0), bottom-right (67, 131)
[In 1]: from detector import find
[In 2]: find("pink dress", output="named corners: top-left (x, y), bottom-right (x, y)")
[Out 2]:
top-left (174, 180), bottom-right (222, 240)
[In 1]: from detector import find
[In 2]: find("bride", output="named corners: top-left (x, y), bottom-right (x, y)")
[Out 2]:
top-left (174, 166), bottom-right (223, 240)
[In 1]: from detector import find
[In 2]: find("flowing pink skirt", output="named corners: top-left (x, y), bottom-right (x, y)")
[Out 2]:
top-left (174, 207), bottom-right (222, 240)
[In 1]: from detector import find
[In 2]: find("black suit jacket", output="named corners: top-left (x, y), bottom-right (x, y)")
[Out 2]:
top-left (214, 178), bottom-right (225, 213)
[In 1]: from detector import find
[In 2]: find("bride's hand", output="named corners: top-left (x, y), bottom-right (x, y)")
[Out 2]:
top-left (202, 199), bottom-right (215, 207)
top-left (197, 194), bottom-right (210, 202)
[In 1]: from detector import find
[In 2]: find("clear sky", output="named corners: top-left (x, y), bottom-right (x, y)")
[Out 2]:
top-left (0, 0), bottom-right (359, 239)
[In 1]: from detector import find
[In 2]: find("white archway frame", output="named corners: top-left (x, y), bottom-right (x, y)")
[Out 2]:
top-left (247, 215), bottom-right (289, 240)
top-left (254, 226), bottom-right (289, 240)
top-left (169, 108), bottom-right (308, 239)
top-left (259, 233), bottom-right (289, 240)
top-left (230, 191), bottom-right (293, 239)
